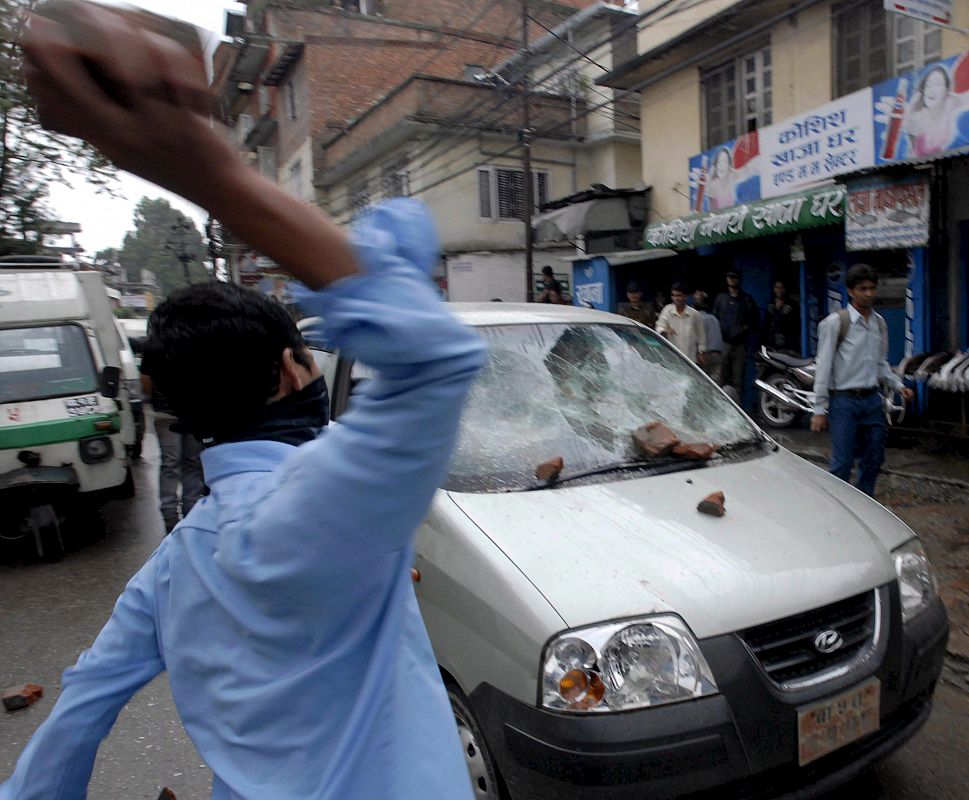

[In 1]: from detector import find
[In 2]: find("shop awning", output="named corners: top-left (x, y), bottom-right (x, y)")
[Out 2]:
top-left (644, 183), bottom-right (846, 251)
top-left (564, 248), bottom-right (678, 265)
top-left (533, 198), bottom-right (631, 242)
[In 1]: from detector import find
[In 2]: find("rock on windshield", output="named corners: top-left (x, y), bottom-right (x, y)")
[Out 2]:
top-left (447, 322), bottom-right (756, 492)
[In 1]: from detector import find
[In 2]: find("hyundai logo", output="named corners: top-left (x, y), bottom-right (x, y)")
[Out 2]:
top-left (814, 629), bottom-right (844, 654)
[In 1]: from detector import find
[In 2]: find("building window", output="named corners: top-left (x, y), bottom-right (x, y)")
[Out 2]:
top-left (285, 80), bottom-right (298, 121)
top-left (702, 46), bottom-right (772, 148)
top-left (381, 160), bottom-right (410, 198)
top-left (349, 179), bottom-right (371, 218)
top-left (257, 145), bottom-right (276, 180)
top-left (835, 0), bottom-right (942, 97)
top-left (337, 0), bottom-right (382, 15)
top-left (477, 167), bottom-right (548, 221)
top-left (287, 159), bottom-right (304, 199)
top-left (236, 113), bottom-right (254, 147)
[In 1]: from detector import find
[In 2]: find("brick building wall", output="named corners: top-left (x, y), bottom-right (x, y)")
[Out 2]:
top-left (226, 0), bottom-right (599, 167)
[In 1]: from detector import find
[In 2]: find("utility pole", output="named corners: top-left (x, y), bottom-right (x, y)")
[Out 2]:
top-left (521, 0), bottom-right (534, 302)
top-left (165, 219), bottom-right (198, 287)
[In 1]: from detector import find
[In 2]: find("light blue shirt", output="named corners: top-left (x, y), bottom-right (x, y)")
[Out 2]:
top-left (813, 304), bottom-right (903, 415)
top-left (698, 310), bottom-right (723, 353)
top-left (1, 201), bottom-right (487, 800)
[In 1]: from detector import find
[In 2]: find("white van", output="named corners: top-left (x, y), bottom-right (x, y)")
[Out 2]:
top-left (0, 258), bottom-right (137, 560)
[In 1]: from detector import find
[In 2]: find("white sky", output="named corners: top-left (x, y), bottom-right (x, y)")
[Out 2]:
top-left (46, 1), bottom-right (245, 255)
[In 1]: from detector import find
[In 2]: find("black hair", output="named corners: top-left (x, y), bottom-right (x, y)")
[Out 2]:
top-left (845, 263), bottom-right (878, 289)
top-left (542, 265), bottom-right (555, 277)
top-left (143, 281), bottom-right (311, 440)
top-left (671, 282), bottom-right (689, 295)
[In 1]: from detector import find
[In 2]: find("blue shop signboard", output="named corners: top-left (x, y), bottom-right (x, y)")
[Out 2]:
top-left (571, 257), bottom-right (613, 311)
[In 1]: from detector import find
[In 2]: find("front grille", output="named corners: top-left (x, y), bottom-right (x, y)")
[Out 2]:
top-left (738, 591), bottom-right (877, 687)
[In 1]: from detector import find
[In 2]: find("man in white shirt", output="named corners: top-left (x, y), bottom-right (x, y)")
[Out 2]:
top-left (657, 282), bottom-right (706, 365)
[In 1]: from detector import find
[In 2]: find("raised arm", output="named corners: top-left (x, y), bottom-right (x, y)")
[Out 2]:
top-left (209, 201), bottom-right (487, 604)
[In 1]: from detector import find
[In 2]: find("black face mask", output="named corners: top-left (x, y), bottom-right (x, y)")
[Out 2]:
top-left (214, 375), bottom-right (329, 448)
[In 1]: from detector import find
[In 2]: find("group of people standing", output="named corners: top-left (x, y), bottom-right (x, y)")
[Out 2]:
top-left (616, 265), bottom-right (910, 498)
top-left (617, 271), bottom-right (799, 399)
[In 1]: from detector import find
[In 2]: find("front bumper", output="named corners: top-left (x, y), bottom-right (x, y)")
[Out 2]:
top-left (471, 586), bottom-right (947, 800)
top-left (0, 465), bottom-right (80, 499)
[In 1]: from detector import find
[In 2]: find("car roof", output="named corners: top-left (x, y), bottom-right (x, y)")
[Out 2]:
top-left (448, 302), bottom-right (640, 327)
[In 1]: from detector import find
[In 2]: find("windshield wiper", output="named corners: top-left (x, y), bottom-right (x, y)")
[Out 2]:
top-left (525, 456), bottom-right (708, 490)
top-left (717, 436), bottom-right (777, 455)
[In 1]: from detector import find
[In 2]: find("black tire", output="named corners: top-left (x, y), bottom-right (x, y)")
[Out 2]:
top-left (30, 504), bottom-right (64, 562)
top-left (448, 684), bottom-right (506, 800)
top-left (758, 373), bottom-right (799, 428)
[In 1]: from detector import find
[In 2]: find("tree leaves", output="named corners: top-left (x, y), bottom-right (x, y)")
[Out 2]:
top-left (0, 0), bottom-right (117, 254)
top-left (118, 197), bottom-right (210, 298)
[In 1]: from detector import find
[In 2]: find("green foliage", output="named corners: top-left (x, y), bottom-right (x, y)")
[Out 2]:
top-left (119, 197), bottom-right (210, 298)
top-left (0, 0), bottom-right (116, 253)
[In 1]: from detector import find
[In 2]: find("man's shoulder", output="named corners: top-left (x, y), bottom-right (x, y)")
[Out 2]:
top-left (818, 310), bottom-right (842, 335)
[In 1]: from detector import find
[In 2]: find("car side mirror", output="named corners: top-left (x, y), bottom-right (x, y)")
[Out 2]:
top-left (100, 366), bottom-right (121, 399)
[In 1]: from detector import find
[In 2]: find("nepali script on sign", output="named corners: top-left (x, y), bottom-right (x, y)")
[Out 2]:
top-left (644, 186), bottom-right (846, 250)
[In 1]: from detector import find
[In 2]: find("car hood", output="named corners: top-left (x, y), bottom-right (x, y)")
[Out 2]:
top-left (446, 449), bottom-right (912, 638)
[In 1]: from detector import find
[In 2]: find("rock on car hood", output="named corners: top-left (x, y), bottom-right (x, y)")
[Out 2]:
top-left (446, 449), bottom-right (913, 639)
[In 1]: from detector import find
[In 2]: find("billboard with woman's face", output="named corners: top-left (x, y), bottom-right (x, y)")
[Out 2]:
top-left (687, 51), bottom-right (969, 212)
top-left (873, 52), bottom-right (969, 163)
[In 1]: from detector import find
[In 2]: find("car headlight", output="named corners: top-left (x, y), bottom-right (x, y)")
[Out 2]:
top-left (79, 436), bottom-right (114, 464)
top-left (541, 615), bottom-right (718, 713)
top-left (893, 539), bottom-right (938, 624)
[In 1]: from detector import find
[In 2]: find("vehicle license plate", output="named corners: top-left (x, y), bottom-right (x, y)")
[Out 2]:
top-left (797, 678), bottom-right (880, 766)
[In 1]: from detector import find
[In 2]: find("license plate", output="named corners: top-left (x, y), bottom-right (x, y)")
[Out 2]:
top-left (797, 678), bottom-right (880, 767)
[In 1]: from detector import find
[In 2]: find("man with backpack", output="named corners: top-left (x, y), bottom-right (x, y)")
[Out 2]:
top-left (811, 264), bottom-right (913, 496)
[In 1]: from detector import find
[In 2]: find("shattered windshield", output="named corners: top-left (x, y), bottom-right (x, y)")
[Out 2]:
top-left (446, 323), bottom-right (758, 492)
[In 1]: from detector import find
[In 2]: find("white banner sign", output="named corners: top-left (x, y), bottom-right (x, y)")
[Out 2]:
top-left (884, 0), bottom-right (953, 26)
top-left (845, 177), bottom-right (930, 251)
top-left (761, 91), bottom-right (875, 199)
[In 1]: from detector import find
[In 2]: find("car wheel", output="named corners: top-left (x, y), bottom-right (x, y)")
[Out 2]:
top-left (758, 373), bottom-right (799, 428)
top-left (29, 504), bottom-right (65, 562)
top-left (448, 684), bottom-right (505, 800)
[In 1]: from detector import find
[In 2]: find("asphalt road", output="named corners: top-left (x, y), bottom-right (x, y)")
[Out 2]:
top-left (1, 433), bottom-right (968, 799)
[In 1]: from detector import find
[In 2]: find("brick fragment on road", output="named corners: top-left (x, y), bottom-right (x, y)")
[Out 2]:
top-left (632, 422), bottom-right (679, 457)
top-left (2, 683), bottom-right (43, 712)
top-left (697, 491), bottom-right (726, 518)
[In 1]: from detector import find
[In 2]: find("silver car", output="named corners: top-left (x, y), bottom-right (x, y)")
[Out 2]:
top-left (304, 303), bottom-right (947, 800)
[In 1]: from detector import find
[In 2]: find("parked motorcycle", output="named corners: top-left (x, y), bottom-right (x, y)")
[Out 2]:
top-left (755, 346), bottom-right (906, 428)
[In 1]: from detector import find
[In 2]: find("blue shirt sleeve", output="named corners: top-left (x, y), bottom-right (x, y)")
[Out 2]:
top-left (209, 199), bottom-right (488, 598)
top-left (0, 554), bottom-right (165, 800)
